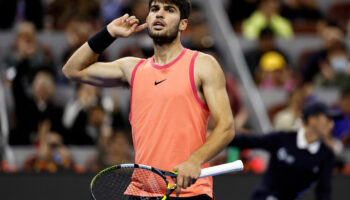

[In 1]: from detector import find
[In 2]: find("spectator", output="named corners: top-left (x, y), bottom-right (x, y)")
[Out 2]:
top-left (62, 84), bottom-right (113, 145)
top-left (281, 0), bottom-right (322, 22)
top-left (301, 18), bottom-right (344, 83)
top-left (314, 42), bottom-right (350, 88)
top-left (24, 121), bottom-right (81, 173)
top-left (244, 27), bottom-right (290, 77)
top-left (0, 0), bottom-right (44, 30)
top-left (230, 101), bottom-right (340, 200)
top-left (47, 0), bottom-right (100, 30)
top-left (3, 22), bottom-right (54, 83)
top-left (273, 88), bottom-right (305, 131)
top-left (255, 51), bottom-right (296, 91)
top-left (9, 67), bottom-right (63, 145)
top-left (242, 0), bottom-right (294, 39)
top-left (86, 128), bottom-right (133, 172)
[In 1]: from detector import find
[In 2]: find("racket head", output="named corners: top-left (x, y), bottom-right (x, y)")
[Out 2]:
top-left (90, 164), bottom-right (177, 200)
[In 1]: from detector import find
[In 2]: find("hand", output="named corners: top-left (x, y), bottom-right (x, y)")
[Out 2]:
top-left (173, 158), bottom-right (202, 197)
top-left (107, 14), bottom-right (148, 38)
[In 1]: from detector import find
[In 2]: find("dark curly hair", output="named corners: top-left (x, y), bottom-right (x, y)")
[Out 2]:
top-left (148, 0), bottom-right (191, 19)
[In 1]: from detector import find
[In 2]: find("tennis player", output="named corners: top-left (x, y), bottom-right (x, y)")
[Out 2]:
top-left (230, 101), bottom-right (339, 200)
top-left (62, 0), bottom-right (235, 199)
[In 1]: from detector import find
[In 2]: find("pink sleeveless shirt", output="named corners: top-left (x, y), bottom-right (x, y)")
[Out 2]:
top-left (129, 49), bottom-right (212, 198)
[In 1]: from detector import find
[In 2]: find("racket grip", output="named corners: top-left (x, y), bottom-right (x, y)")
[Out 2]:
top-left (199, 160), bottom-right (244, 178)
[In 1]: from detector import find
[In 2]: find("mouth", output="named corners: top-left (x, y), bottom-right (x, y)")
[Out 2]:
top-left (153, 20), bottom-right (165, 30)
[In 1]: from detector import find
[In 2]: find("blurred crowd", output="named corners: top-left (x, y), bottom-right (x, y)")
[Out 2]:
top-left (0, 0), bottom-right (349, 175)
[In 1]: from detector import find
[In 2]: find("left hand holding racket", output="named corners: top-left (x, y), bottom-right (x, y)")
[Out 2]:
top-left (172, 158), bottom-right (202, 196)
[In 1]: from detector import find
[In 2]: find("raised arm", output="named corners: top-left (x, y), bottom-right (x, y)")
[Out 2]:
top-left (62, 14), bottom-right (147, 87)
top-left (173, 53), bottom-right (235, 193)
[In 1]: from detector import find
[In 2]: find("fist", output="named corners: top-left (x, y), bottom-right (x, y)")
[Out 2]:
top-left (107, 14), bottom-right (148, 38)
top-left (173, 159), bottom-right (201, 196)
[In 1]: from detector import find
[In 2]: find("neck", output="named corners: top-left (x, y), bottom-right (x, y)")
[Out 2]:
top-left (153, 36), bottom-right (184, 66)
top-left (304, 126), bottom-right (320, 144)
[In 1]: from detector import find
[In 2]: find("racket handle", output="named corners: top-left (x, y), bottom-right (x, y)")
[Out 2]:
top-left (199, 160), bottom-right (244, 178)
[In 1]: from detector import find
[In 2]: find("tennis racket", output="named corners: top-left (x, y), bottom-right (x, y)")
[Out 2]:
top-left (90, 160), bottom-right (243, 200)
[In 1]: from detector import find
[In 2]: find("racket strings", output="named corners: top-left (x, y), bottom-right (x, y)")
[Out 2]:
top-left (92, 167), bottom-right (168, 200)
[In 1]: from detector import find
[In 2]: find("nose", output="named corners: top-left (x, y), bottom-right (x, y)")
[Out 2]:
top-left (156, 9), bottom-right (164, 18)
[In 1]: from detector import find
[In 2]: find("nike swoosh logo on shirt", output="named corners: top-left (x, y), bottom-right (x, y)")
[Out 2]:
top-left (154, 79), bottom-right (167, 85)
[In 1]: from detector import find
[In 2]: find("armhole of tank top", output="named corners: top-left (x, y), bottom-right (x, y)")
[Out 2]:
top-left (189, 51), bottom-right (209, 111)
top-left (129, 59), bottom-right (146, 122)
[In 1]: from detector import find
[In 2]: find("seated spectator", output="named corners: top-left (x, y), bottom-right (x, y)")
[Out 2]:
top-left (3, 21), bottom-right (54, 83)
top-left (9, 68), bottom-right (63, 145)
top-left (301, 18), bottom-right (344, 83)
top-left (314, 42), bottom-right (350, 88)
top-left (244, 27), bottom-right (290, 76)
top-left (62, 84), bottom-right (101, 145)
top-left (24, 122), bottom-right (81, 173)
top-left (86, 128), bottom-right (133, 172)
top-left (281, 0), bottom-right (322, 22)
top-left (242, 0), bottom-right (294, 39)
top-left (255, 51), bottom-right (295, 91)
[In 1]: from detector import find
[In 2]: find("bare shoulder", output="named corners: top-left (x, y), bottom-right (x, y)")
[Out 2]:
top-left (194, 52), bottom-right (225, 83)
top-left (113, 56), bottom-right (144, 82)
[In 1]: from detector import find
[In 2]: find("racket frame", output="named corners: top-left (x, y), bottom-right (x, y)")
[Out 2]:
top-left (90, 164), bottom-right (177, 200)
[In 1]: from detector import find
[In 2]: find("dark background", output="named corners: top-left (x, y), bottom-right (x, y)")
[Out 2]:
top-left (1, 173), bottom-right (349, 200)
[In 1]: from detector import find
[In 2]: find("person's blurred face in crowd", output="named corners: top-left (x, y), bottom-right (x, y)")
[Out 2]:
top-left (308, 114), bottom-right (334, 139)
top-left (77, 84), bottom-right (99, 108)
top-left (326, 44), bottom-right (350, 74)
top-left (39, 132), bottom-right (64, 160)
top-left (259, 0), bottom-right (280, 17)
top-left (320, 26), bottom-right (344, 49)
top-left (16, 22), bottom-right (38, 59)
top-left (88, 105), bottom-right (105, 128)
top-left (147, 0), bottom-right (188, 44)
top-left (32, 71), bottom-right (56, 103)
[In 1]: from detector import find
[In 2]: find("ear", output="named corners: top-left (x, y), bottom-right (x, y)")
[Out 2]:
top-left (179, 19), bottom-right (188, 31)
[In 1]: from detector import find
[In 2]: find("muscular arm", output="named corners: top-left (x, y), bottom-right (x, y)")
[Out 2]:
top-left (62, 14), bottom-right (147, 87)
top-left (62, 45), bottom-right (140, 87)
top-left (190, 53), bottom-right (235, 165)
top-left (174, 53), bottom-right (235, 192)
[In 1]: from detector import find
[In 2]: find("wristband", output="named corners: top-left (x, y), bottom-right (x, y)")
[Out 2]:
top-left (87, 27), bottom-right (115, 54)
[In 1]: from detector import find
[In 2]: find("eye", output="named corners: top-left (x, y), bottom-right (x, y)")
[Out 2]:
top-left (168, 8), bottom-right (175, 13)
top-left (150, 6), bottom-right (159, 12)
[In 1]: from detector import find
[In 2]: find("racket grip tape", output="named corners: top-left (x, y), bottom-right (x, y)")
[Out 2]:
top-left (199, 160), bottom-right (244, 178)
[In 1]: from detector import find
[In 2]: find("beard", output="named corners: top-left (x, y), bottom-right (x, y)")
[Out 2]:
top-left (148, 22), bottom-right (180, 45)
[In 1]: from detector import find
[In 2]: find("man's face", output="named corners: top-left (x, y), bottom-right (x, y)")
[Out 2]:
top-left (147, 1), bottom-right (185, 44)
top-left (309, 114), bottom-right (334, 139)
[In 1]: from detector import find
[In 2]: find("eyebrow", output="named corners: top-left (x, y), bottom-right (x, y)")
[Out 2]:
top-left (164, 5), bottom-right (177, 10)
